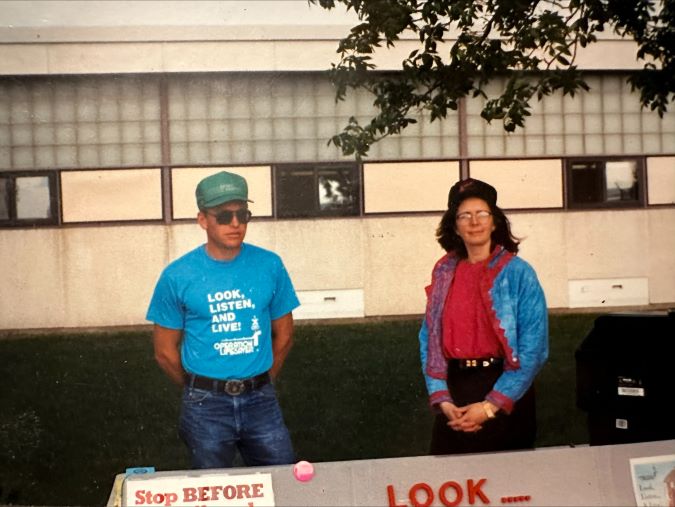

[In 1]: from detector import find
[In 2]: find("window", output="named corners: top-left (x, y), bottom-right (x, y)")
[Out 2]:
top-left (465, 74), bottom-right (675, 159)
top-left (0, 172), bottom-right (58, 226)
top-left (0, 178), bottom-right (8, 220)
top-left (0, 76), bottom-right (162, 171)
top-left (275, 164), bottom-right (360, 218)
top-left (566, 158), bottom-right (644, 209)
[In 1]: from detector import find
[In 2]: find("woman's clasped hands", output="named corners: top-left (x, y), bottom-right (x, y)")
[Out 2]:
top-left (438, 401), bottom-right (492, 433)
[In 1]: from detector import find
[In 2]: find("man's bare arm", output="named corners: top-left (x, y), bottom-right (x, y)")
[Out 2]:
top-left (152, 324), bottom-right (185, 386)
top-left (269, 312), bottom-right (294, 380)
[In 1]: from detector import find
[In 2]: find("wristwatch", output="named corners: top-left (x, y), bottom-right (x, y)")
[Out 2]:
top-left (482, 402), bottom-right (496, 419)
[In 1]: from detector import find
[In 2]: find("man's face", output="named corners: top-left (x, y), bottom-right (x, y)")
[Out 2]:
top-left (198, 201), bottom-right (249, 258)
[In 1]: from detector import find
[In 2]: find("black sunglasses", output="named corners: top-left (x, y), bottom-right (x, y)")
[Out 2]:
top-left (207, 208), bottom-right (252, 225)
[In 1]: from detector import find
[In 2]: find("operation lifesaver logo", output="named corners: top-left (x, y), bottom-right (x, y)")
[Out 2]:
top-left (206, 289), bottom-right (261, 356)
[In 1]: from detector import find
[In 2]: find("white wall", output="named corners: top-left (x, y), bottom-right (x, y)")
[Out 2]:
top-left (0, 1), bottom-right (644, 75)
top-left (647, 156), bottom-right (675, 205)
top-left (0, 6), bottom-right (673, 329)
top-left (1, 209), bottom-right (674, 329)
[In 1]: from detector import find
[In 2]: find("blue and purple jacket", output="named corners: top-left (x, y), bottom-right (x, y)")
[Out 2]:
top-left (419, 246), bottom-right (549, 413)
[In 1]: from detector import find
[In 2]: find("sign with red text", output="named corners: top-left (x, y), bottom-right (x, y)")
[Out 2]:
top-left (124, 472), bottom-right (274, 507)
top-left (385, 477), bottom-right (532, 506)
top-left (109, 440), bottom-right (675, 507)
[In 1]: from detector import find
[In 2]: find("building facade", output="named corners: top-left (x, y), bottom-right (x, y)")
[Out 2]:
top-left (1, 1), bottom-right (674, 330)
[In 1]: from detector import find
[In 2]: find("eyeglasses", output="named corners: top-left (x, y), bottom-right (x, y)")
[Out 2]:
top-left (207, 208), bottom-right (252, 225)
top-left (456, 210), bottom-right (492, 223)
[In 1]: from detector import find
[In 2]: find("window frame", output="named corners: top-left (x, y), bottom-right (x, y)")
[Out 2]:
top-left (274, 163), bottom-right (362, 219)
top-left (0, 171), bottom-right (60, 227)
top-left (565, 157), bottom-right (646, 210)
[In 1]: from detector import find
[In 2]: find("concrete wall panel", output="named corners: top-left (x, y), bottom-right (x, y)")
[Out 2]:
top-left (61, 169), bottom-right (162, 222)
top-left (0, 229), bottom-right (67, 329)
top-left (250, 219), bottom-right (364, 291)
top-left (509, 213), bottom-right (569, 308)
top-left (470, 159), bottom-right (563, 209)
top-left (0, 226), bottom-right (167, 329)
top-left (59, 226), bottom-right (168, 327)
top-left (647, 156), bottom-right (675, 205)
top-left (1, 208), bottom-right (673, 330)
top-left (0, 44), bottom-right (48, 74)
top-left (647, 208), bottom-right (675, 303)
top-left (363, 161), bottom-right (458, 213)
top-left (48, 42), bottom-right (163, 74)
top-left (0, 40), bottom-right (645, 76)
top-left (564, 210), bottom-right (649, 280)
top-left (163, 41), bottom-right (275, 72)
top-left (363, 215), bottom-right (443, 316)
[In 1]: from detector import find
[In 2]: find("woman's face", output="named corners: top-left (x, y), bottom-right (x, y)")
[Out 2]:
top-left (454, 197), bottom-right (496, 250)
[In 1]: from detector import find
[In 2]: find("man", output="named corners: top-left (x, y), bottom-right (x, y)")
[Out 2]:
top-left (146, 170), bottom-right (299, 469)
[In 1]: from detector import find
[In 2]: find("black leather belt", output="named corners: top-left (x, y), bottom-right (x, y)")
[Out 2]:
top-left (449, 358), bottom-right (503, 370)
top-left (185, 372), bottom-right (270, 396)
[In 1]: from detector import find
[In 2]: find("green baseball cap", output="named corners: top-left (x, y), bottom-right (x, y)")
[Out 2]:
top-left (196, 171), bottom-right (253, 210)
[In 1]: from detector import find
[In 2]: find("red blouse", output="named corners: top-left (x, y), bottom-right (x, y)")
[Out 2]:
top-left (442, 258), bottom-right (503, 359)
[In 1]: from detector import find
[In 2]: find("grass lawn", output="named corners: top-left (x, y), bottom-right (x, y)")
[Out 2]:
top-left (0, 313), bottom-right (598, 506)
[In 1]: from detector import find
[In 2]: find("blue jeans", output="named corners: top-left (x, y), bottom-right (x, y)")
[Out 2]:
top-left (178, 382), bottom-right (295, 469)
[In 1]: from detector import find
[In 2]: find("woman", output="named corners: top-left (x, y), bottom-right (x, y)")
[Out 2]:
top-left (419, 178), bottom-right (548, 455)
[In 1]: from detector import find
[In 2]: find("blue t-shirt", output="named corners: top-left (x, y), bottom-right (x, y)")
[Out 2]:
top-left (146, 243), bottom-right (300, 380)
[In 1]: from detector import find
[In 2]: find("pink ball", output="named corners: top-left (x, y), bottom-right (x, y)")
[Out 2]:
top-left (293, 460), bottom-right (314, 482)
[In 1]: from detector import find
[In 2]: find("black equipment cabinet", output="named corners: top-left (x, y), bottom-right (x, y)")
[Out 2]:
top-left (575, 311), bottom-right (675, 446)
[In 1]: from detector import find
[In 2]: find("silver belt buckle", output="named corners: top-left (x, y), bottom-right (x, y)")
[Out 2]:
top-left (224, 379), bottom-right (245, 396)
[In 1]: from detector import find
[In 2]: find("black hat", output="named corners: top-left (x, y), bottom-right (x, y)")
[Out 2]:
top-left (447, 178), bottom-right (497, 209)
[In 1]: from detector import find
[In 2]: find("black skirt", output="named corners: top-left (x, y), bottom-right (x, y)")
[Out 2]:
top-left (430, 361), bottom-right (536, 455)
